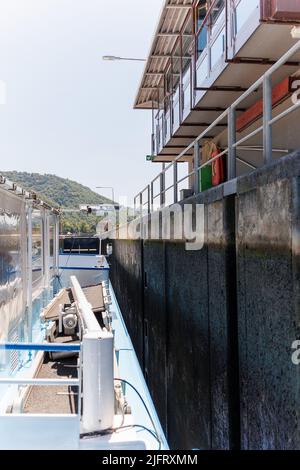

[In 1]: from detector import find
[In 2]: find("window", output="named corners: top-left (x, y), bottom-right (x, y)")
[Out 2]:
top-left (196, 1), bottom-right (208, 57)
top-left (61, 237), bottom-right (100, 255)
top-left (234, 0), bottom-right (260, 36)
top-left (210, 0), bottom-right (225, 25)
top-left (32, 209), bottom-right (43, 287)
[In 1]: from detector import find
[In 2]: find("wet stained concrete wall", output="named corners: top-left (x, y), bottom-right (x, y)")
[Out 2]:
top-left (108, 239), bottom-right (144, 365)
top-left (107, 150), bottom-right (300, 450)
top-left (236, 153), bottom-right (300, 450)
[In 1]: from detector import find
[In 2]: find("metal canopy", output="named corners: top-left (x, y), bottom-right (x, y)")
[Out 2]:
top-left (134, 0), bottom-right (193, 110)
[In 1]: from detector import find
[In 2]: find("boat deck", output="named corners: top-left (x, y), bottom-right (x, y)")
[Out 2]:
top-left (24, 356), bottom-right (78, 415)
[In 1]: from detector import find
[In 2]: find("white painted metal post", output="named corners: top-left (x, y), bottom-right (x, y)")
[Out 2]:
top-left (228, 107), bottom-right (237, 180)
top-left (151, 181), bottom-right (154, 212)
top-left (173, 161), bottom-right (178, 203)
top-left (147, 185), bottom-right (151, 214)
top-left (263, 74), bottom-right (273, 165)
top-left (54, 216), bottom-right (60, 277)
top-left (82, 332), bottom-right (114, 432)
top-left (194, 141), bottom-right (200, 195)
top-left (160, 164), bottom-right (165, 208)
top-left (139, 192), bottom-right (143, 216)
top-left (26, 204), bottom-right (33, 343)
top-left (43, 212), bottom-right (50, 289)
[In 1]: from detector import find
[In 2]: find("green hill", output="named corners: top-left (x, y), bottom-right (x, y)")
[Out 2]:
top-left (1, 171), bottom-right (111, 234)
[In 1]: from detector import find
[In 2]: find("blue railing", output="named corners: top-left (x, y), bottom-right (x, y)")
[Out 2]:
top-left (0, 343), bottom-right (81, 353)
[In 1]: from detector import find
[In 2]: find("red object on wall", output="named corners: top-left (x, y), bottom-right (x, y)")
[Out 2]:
top-left (236, 76), bottom-right (294, 133)
top-left (212, 149), bottom-right (226, 187)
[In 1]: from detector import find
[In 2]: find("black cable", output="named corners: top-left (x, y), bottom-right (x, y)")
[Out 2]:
top-left (114, 378), bottom-right (162, 450)
top-left (79, 378), bottom-right (163, 449)
top-left (80, 425), bottom-right (160, 448)
top-left (57, 234), bottom-right (77, 281)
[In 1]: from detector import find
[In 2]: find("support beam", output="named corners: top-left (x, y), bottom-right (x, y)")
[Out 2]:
top-left (227, 57), bottom-right (300, 67)
top-left (195, 86), bottom-right (247, 92)
top-left (181, 122), bottom-right (227, 127)
top-left (171, 135), bottom-right (214, 139)
top-left (193, 106), bottom-right (246, 112)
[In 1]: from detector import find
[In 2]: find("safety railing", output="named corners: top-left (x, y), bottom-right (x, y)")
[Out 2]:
top-left (134, 38), bottom-right (300, 215)
top-left (0, 343), bottom-right (82, 417)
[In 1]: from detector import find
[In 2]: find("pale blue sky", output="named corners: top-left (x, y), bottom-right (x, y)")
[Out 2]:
top-left (0, 0), bottom-right (163, 202)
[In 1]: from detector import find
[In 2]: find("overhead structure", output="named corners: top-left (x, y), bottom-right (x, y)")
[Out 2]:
top-left (134, 0), bottom-right (193, 110)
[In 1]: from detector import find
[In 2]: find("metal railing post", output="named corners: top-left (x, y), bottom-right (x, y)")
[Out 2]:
top-left (151, 133), bottom-right (155, 156)
top-left (151, 182), bottom-right (154, 212)
top-left (194, 141), bottom-right (200, 195)
top-left (173, 162), bottom-right (178, 203)
top-left (26, 204), bottom-right (33, 343)
top-left (228, 107), bottom-right (237, 180)
top-left (263, 74), bottom-right (273, 164)
top-left (160, 167), bottom-right (165, 208)
top-left (147, 185), bottom-right (151, 214)
top-left (139, 192), bottom-right (143, 216)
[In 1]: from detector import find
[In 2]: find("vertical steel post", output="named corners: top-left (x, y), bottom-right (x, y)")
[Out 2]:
top-left (179, 32), bottom-right (184, 125)
top-left (26, 204), bottom-right (33, 343)
top-left (160, 164), bottom-right (165, 208)
top-left (43, 212), bottom-right (50, 289)
top-left (54, 216), bottom-right (60, 277)
top-left (147, 185), bottom-right (151, 214)
top-left (151, 182), bottom-right (154, 212)
top-left (194, 140), bottom-right (200, 195)
top-left (228, 107), bottom-right (237, 180)
top-left (207, 18), bottom-right (211, 80)
top-left (151, 103), bottom-right (155, 156)
top-left (263, 74), bottom-right (273, 165)
top-left (139, 192), bottom-right (143, 216)
top-left (173, 161), bottom-right (178, 204)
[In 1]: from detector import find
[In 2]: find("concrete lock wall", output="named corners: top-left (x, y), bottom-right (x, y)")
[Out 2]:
top-left (107, 150), bottom-right (300, 450)
top-left (236, 152), bottom-right (300, 450)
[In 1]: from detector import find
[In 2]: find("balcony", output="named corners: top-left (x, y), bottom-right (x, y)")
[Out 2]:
top-left (136, 0), bottom-right (300, 163)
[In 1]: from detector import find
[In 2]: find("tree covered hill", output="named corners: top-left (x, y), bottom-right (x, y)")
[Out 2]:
top-left (1, 171), bottom-right (111, 234)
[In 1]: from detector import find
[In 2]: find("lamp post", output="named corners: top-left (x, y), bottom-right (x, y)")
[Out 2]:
top-left (96, 186), bottom-right (115, 204)
top-left (102, 55), bottom-right (146, 62)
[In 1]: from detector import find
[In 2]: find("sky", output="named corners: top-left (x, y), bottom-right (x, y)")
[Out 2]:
top-left (0, 0), bottom-right (163, 203)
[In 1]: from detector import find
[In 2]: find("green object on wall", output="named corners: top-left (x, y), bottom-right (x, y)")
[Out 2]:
top-left (199, 165), bottom-right (212, 192)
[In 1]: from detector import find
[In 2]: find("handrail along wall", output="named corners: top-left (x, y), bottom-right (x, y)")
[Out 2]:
top-left (135, 38), bottom-right (300, 214)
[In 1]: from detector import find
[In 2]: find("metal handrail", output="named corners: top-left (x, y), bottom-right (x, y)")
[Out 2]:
top-left (0, 342), bottom-right (82, 417)
top-left (0, 378), bottom-right (79, 386)
top-left (0, 343), bottom-right (80, 352)
top-left (135, 38), bottom-right (300, 215)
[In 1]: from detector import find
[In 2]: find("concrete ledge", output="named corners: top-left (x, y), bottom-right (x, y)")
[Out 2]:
top-left (237, 149), bottom-right (300, 195)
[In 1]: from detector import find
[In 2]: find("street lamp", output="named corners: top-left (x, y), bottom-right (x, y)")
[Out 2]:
top-left (96, 186), bottom-right (115, 204)
top-left (102, 55), bottom-right (146, 62)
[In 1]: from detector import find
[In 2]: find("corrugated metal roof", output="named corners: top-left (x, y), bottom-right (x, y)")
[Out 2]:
top-left (134, 0), bottom-right (193, 109)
